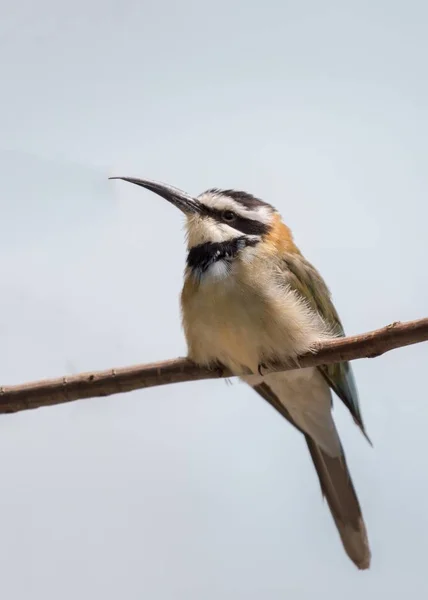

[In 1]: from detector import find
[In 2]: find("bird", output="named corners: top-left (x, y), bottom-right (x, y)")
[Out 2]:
top-left (110, 176), bottom-right (371, 570)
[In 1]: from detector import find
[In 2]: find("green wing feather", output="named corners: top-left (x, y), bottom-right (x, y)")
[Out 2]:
top-left (283, 253), bottom-right (369, 440)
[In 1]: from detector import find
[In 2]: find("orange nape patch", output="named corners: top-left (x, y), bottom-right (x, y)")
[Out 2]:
top-left (264, 213), bottom-right (300, 255)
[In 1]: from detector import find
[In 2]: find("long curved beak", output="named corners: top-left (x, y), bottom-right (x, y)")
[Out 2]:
top-left (109, 176), bottom-right (202, 215)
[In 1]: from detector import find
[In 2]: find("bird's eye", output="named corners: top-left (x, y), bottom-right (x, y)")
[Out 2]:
top-left (222, 210), bottom-right (236, 222)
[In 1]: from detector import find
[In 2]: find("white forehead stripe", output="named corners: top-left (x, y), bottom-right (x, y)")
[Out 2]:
top-left (197, 192), bottom-right (274, 225)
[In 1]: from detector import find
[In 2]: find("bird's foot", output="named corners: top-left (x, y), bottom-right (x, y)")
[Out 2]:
top-left (206, 361), bottom-right (226, 378)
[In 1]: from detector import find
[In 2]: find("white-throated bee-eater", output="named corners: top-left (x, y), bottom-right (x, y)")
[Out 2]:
top-left (111, 176), bottom-right (371, 570)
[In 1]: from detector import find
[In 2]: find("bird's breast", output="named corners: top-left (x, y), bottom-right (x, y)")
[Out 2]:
top-left (181, 258), bottom-right (328, 375)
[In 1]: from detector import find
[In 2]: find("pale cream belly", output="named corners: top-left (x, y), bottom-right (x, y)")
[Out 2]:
top-left (182, 272), bottom-right (328, 374)
top-left (181, 272), bottom-right (340, 456)
top-left (183, 281), bottom-right (288, 372)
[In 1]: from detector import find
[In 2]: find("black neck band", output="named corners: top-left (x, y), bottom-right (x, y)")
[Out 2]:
top-left (186, 237), bottom-right (259, 275)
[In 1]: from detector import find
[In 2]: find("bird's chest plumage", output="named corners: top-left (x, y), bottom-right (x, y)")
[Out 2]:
top-left (182, 269), bottom-right (268, 372)
top-left (181, 256), bottom-right (326, 374)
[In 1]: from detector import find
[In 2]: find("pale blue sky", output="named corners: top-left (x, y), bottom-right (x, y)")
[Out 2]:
top-left (1, 1), bottom-right (428, 598)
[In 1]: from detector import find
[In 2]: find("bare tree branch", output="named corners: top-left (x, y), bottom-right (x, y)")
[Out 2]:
top-left (1, 318), bottom-right (427, 415)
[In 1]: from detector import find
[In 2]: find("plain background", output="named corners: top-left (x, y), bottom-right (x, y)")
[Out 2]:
top-left (1, 1), bottom-right (428, 598)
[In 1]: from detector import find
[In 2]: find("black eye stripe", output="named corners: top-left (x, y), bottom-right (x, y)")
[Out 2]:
top-left (232, 216), bottom-right (268, 235)
top-left (201, 206), bottom-right (269, 236)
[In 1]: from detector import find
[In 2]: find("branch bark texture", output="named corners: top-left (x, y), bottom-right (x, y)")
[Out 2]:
top-left (1, 318), bottom-right (427, 415)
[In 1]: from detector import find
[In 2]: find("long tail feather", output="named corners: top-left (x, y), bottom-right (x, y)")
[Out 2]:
top-left (252, 382), bottom-right (371, 569)
top-left (305, 437), bottom-right (370, 569)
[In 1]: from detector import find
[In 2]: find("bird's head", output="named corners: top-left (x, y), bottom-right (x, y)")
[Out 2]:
top-left (110, 176), bottom-right (297, 279)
